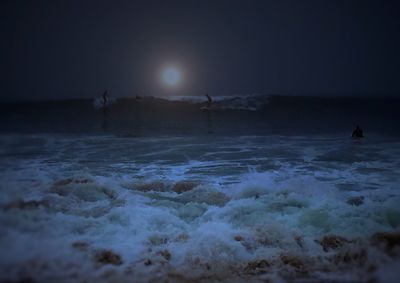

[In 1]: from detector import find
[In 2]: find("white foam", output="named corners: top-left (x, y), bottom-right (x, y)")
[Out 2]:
top-left (1, 134), bottom-right (400, 282)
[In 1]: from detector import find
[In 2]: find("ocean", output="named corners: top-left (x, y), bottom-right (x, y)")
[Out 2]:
top-left (0, 95), bottom-right (400, 282)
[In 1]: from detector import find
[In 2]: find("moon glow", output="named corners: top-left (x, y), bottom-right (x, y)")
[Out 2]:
top-left (162, 67), bottom-right (181, 86)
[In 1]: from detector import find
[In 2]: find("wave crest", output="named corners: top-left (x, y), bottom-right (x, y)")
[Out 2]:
top-left (162, 94), bottom-right (270, 111)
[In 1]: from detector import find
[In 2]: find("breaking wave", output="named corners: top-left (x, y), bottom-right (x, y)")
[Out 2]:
top-left (1, 95), bottom-right (399, 136)
top-left (162, 94), bottom-right (270, 111)
top-left (93, 97), bottom-right (118, 109)
top-left (0, 134), bottom-right (400, 282)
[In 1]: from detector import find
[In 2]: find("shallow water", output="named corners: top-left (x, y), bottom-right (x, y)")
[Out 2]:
top-left (0, 132), bottom-right (400, 282)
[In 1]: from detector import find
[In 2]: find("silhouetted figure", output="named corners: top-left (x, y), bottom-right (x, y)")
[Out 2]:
top-left (205, 94), bottom-right (212, 109)
top-left (352, 125), bottom-right (364, 138)
top-left (101, 90), bottom-right (109, 130)
top-left (102, 90), bottom-right (109, 108)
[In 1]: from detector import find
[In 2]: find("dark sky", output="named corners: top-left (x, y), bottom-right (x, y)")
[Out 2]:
top-left (1, 0), bottom-right (399, 101)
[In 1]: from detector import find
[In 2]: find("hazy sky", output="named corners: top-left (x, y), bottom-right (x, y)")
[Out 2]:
top-left (1, 0), bottom-right (399, 101)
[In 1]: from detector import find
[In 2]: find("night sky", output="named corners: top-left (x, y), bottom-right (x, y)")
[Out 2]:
top-left (1, 0), bottom-right (400, 101)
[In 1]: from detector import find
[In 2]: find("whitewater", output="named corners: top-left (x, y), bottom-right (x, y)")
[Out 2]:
top-left (0, 95), bottom-right (399, 282)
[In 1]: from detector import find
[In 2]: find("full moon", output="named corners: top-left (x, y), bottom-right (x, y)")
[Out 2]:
top-left (162, 67), bottom-right (181, 86)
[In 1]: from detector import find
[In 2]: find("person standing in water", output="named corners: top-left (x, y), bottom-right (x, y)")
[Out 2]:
top-left (102, 90), bottom-right (109, 108)
top-left (202, 94), bottom-right (214, 133)
top-left (352, 125), bottom-right (364, 138)
top-left (205, 94), bottom-right (212, 109)
top-left (101, 90), bottom-right (109, 130)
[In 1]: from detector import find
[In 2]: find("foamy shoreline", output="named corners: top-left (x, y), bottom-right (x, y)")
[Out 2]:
top-left (1, 134), bottom-right (399, 282)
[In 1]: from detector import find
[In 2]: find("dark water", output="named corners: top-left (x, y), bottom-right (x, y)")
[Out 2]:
top-left (0, 95), bottom-right (400, 283)
top-left (1, 95), bottom-right (399, 136)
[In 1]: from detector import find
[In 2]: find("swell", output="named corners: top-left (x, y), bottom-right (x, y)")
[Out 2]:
top-left (0, 95), bottom-right (399, 136)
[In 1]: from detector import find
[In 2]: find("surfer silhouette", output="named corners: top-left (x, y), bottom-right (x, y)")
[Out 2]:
top-left (201, 94), bottom-right (214, 133)
top-left (352, 125), bottom-right (364, 138)
top-left (101, 90), bottom-right (109, 130)
top-left (102, 90), bottom-right (109, 108)
top-left (205, 94), bottom-right (212, 109)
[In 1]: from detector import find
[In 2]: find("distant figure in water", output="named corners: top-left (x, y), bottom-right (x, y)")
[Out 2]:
top-left (205, 94), bottom-right (212, 108)
top-left (102, 90), bottom-right (109, 108)
top-left (101, 90), bottom-right (109, 130)
top-left (352, 125), bottom-right (364, 138)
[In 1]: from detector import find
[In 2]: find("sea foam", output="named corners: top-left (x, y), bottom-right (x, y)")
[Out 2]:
top-left (0, 134), bottom-right (399, 282)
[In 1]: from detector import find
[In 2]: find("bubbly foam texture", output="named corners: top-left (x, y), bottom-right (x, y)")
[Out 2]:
top-left (0, 134), bottom-right (399, 282)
